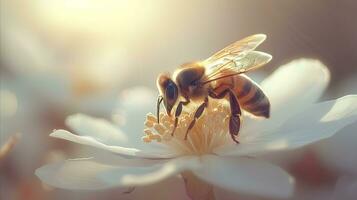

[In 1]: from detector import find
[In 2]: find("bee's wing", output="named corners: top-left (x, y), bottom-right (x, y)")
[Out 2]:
top-left (201, 35), bottom-right (272, 84)
top-left (203, 34), bottom-right (267, 65)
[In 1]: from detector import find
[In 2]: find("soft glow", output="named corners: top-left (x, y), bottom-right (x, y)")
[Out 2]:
top-left (68, 46), bottom-right (128, 96)
top-left (265, 140), bottom-right (289, 150)
top-left (0, 89), bottom-right (18, 117)
top-left (33, 0), bottom-right (159, 35)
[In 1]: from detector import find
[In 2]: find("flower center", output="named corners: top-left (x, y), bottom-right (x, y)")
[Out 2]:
top-left (142, 100), bottom-right (233, 155)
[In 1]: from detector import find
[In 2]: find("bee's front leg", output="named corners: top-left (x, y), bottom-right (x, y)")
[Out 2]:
top-left (156, 95), bottom-right (163, 123)
top-left (171, 99), bottom-right (190, 136)
top-left (184, 97), bottom-right (208, 140)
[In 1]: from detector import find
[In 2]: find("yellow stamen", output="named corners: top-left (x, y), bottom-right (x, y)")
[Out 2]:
top-left (144, 120), bottom-right (154, 128)
top-left (142, 100), bottom-right (232, 155)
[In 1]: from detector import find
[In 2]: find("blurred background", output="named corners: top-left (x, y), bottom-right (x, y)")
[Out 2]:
top-left (1, 0), bottom-right (356, 200)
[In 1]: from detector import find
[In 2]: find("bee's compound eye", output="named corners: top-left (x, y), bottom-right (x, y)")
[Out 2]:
top-left (166, 82), bottom-right (177, 100)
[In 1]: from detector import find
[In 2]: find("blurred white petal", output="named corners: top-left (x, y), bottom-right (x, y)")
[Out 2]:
top-left (192, 155), bottom-right (294, 198)
top-left (0, 23), bottom-right (57, 73)
top-left (1, 19), bottom-right (130, 115)
top-left (261, 59), bottom-right (330, 116)
top-left (50, 130), bottom-right (179, 159)
top-left (242, 59), bottom-right (330, 139)
top-left (66, 114), bottom-right (128, 145)
top-left (215, 95), bottom-right (357, 156)
top-left (113, 86), bottom-right (157, 129)
top-left (112, 87), bottom-right (158, 146)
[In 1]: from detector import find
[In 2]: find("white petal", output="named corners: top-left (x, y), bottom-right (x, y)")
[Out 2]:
top-left (35, 157), bottom-right (158, 190)
top-left (216, 95), bottom-right (357, 156)
top-left (261, 58), bottom-right (330, 118)
top-left (66, 114), bottom-right (128, 145)
top-left (192, 155), bottom-right (294, 198)
top-left (239, 59), bottom-right (330, 142)
top-left (50, 130), bottom-right (179, 159)
top-left (99, 156), bottom-right (201, 187)
top-left (111, 87), bottom-right (172, 154)
top-left (66, 113), bottom-right (173, 156)
top-left (112, 86), bottom-right (157, 140)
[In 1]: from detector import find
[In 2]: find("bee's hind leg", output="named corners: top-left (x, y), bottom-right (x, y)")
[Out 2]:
top-left (229, 114), bottom-right (241, 144)
top-left (171, 99), bottom-right (190, 136)
top-left (227, 89), bottom-right (241, 144)
top-left (184, 97), bottom-right (208, 140)
top-left (209, 88), bottom-right (241, 144)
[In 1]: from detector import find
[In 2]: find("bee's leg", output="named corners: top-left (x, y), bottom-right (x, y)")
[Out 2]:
top-left (184, 97), bottom-right (208, 140)
top-left (226, 89), bottom-right (242, 144)
top-left (156, 96), bottom-right (163, 123)
top-left (209, 88), bottom-right (241, 143)
top-left (172, 99), bottom-right (190, 136)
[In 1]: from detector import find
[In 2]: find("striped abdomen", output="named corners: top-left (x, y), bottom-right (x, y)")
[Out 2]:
top-left (213, 74), bottom-right (270, 118)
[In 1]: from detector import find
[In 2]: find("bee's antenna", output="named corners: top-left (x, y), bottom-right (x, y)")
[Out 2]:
top-left (157, 95), bottom-right (163, 124)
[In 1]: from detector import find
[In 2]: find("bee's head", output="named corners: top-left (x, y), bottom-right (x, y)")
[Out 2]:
top-left (157, 73), bottom-right (179, 116)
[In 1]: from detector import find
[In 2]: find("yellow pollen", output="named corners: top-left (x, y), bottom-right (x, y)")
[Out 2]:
top-left (144, 129), bottom-right (153, 135)
top-left (142, 100), bottom-right (233, 155)
top-left (144, 120), bottom-right (154, 128)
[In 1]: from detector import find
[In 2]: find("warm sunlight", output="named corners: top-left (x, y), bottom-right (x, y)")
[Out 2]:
top-left (1, 1), bottom-right (356, 200)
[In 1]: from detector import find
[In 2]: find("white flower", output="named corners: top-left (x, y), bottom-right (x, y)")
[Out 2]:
top-left (314, 77), bottom-right (357, 176)
top-left (36, 59), bottom-right (357, 199)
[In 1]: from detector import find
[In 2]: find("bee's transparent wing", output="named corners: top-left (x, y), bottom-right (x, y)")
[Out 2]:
top-left (202, 51), bottom-right (272, 84)
top-left (201, 34), bottom-right (271, 84)
top-left (203, 34), bottom-right (267, 65)
top-left (233, 51), bottom-right (272, 73)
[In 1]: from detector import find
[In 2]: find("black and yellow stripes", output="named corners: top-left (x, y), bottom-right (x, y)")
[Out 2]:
top-left (233, 75), bottom-right (270, 118)
top-left (213, 73), bottom-right (270, 118)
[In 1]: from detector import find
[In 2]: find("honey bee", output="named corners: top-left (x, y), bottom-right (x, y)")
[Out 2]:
top-left (156, 34), bottom-right (271, 143)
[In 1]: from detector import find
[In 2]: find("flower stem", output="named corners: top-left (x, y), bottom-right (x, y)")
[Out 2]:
top-left (181, 171), bottom-right (215, 200)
